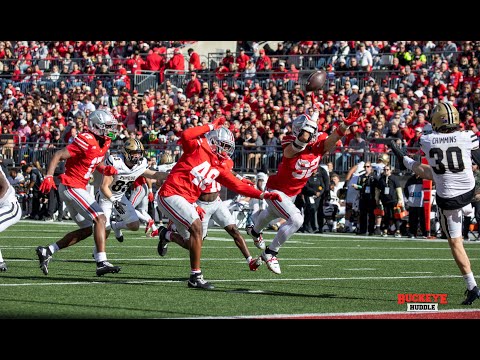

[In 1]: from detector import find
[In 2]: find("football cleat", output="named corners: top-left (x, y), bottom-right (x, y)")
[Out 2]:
top-left (462, 286), bottom-right (480, 305)
top-left (150, 229), bottom-right (159, 238)
top-left (36, 246), bottom-right (52, 275)
top-left (96, 261), bottom-right (121, 276)
top-left (261, 250), bottom-right (281, 274)
top-left (0, 261), bottom-right (7, 272)
top-left (157, 226), bottom-right (169, 256)
top-left (246, 225), bottom-right (266, 250)
top-left (187, 272), bottom-right (214, 290)
top-left (249, 257), bottom-right (262, 271)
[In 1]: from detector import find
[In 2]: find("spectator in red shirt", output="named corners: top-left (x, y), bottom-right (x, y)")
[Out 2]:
top-left (221, 49), bottom-right (235, 68)
top-left (236, 48), bottom-right (250, 71)
top-left (145, 47), bottom-right (162, 71)
top-left (256, 49), bottom-right (271, 72)
top-left (126, 50), bottom-right (146, 75)
top-left (166, 48), bottom-right (185, 74)
top-left (185, 72), bottom-right (202, 99)
top-left (187, 48), bottom-right (201, 71)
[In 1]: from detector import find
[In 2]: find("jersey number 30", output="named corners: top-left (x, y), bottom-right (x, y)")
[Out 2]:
top-left (429, 146), bottom-right (465, 174)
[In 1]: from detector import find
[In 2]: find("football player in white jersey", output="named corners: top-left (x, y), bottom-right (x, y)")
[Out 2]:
top-left (0, 166), bottom-right (22, 271)
top-left (95, 138), bottom-right (167, 249)
top-left (390, 102), bottom-right (480, 305)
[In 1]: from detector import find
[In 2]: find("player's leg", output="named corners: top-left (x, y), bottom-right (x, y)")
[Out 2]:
top-left (212, 198), bottom-right (259, 270)
top-left (258, 191), bottom-right (301, 274)
top-left (158, 195), bottom-right (213, 289)
top-left (0, 199), bottom-right (22, 271)
top-left (64, 185), bottom-right (120, 275)
top-left (439, 205), bottom-right (480, 304)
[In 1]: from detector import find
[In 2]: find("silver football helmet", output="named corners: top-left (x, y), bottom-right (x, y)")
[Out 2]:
top-left (206, 127), bottom-right (235, 159)
top-left (87, 109), bottom-right (117, 137)
top-left (292, 114), bottom-right (318, 143)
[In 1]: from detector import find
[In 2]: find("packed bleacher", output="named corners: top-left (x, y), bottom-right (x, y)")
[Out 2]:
top-left (1, 40), bottom-right (480, 176)
top-left (3, 40), bottom-right (480, 239)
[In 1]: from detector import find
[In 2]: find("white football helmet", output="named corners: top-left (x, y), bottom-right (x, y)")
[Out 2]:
top-left (206, 127), bottom-right (235, 159)
top-left (292, 114), bottom-right (318, 143)
top-left (88, 109), bottom-right (117, 137)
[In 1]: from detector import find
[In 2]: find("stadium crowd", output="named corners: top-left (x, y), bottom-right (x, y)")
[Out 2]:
top-left (2, 40), bottom-right (480, 237)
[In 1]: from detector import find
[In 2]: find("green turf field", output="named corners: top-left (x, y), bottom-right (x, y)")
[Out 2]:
top-left (0, 220), bottom-right (479, 318)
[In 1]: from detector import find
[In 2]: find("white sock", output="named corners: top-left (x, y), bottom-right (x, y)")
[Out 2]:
top-left (0, 249), bottom-right (3, 262)
top-left (95, 251), bottom-right (107, 263)
top-left (112, 221), bottom-right (126, 230)
top-left (246, 256), bottom-right (252, 263)
top-left (49, 243), bottom-right (60, 254)
top-left (403, 157), bottom-right (417, 170)
top-left (151, 224), bottom-right (158, 231)
top-left (463, 272), bottom-right (478, 290)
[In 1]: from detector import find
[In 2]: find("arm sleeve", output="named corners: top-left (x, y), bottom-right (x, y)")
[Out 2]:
top-left (311, 133), bottom-right (328, 156)
top-left (472, 148), bottom-right (480, 166)
top-left (396, 187), bottom-right (404, 204)
top-left (181, 124), bottom-right (212, 152)
top-left (216, 170), bottom-right (263, 199)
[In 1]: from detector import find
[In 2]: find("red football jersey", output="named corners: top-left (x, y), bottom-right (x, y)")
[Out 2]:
top-left (201, 157), bottom-right (234, 194)
top-left (267, 133), bottom-right (328, 197)
top-left (59, 132), bottom-right (111, 189)
top-left (160, 125), bottom-right (262, 203)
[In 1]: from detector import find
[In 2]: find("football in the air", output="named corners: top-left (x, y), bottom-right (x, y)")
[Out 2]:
top-left (305, 70), bottom-right (327, 91)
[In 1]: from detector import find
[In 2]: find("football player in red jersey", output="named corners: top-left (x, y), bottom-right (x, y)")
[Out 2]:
top-left (156, 154), bottom-right (260, 272)
top-left (246, 106), bottom-right (360, 275)
top-left (35, 110), bottom-right (122, 277)
top-left (156, 117), bottom-right (282, 289)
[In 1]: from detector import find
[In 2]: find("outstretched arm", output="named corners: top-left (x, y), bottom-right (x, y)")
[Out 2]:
top-left (45, 147), bottom-right (71, 177)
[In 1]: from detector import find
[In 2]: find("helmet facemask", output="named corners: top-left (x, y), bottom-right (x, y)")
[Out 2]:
top-left (206, 127), bottom-right (235, 160)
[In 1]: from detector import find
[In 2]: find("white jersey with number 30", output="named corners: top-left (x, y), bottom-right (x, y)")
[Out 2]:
top-left (420, 130), bottom-right (478, 198)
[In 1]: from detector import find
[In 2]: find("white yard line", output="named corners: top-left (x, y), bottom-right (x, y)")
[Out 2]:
top-left (0, 274), bottom-right (460, 287)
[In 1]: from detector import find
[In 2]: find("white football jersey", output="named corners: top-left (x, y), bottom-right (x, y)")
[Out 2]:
top-left (102, 155), bottom-right (149, 201)
top-left (420, 130), bottom-right (478, 198)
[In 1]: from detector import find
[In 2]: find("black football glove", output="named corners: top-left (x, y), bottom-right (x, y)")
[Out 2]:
top-left (389, 140), bottom-right (407, 171)
top-left (113, 200), bottom-right (126, 215)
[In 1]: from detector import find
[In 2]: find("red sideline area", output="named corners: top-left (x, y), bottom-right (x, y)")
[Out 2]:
top-left (253, 310), bottom-right (480, 319)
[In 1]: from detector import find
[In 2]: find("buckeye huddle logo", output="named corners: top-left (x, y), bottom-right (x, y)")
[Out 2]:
top-left (397, 293), bottom-right (448, 312)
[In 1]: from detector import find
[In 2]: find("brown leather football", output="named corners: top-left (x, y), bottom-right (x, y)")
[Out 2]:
top-left (305, 70), bottom-right (327, 91)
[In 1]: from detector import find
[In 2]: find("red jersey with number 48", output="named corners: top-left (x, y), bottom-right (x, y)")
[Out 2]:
top-left (201, 157), bottom-right (234, 194)
top-left (59, 132), bottom-right (111, 189)
top-left (267, 133), bottom-right (327, 197)
top-left (160, 125), bottom-right (262, 203)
